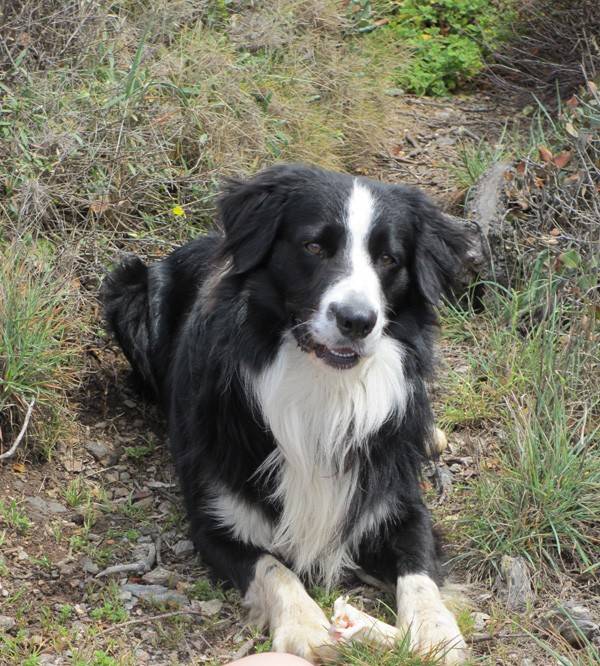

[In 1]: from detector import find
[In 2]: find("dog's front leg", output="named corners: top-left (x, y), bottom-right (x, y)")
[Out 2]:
top-left (245, 555), bottom-right (334, 663)
top-left (386, 504), bottom-right (468, 665)
top-left (396, 573), bottom-right (466, 664)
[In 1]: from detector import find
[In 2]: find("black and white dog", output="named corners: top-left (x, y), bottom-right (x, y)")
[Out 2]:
top-left (103, 164), bottom-right (467, 663)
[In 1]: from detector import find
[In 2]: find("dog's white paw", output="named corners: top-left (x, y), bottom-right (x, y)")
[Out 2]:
top-left (272, 616), bottom-right (334, 663)
top-left (397, 574), bottom-right (468, 665)
top-left (400, 605), bottom-right (467, 665)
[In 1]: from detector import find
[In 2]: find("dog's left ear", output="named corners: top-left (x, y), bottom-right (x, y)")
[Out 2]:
top-left (412, 193), bottom-right (466, 304)
top-left (218, 167), bottom-right (291, 275)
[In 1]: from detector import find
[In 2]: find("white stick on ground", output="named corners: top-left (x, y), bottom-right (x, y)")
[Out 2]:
top-left (330, 596), bottom-right (400, 647)
top-left (0, 399), bottom-right (35, 462)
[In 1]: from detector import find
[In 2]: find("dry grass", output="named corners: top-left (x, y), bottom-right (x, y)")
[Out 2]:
top-left (0, 0), bottom-right (402, 255)
top-left (486, 0), bottom-right (600, 103)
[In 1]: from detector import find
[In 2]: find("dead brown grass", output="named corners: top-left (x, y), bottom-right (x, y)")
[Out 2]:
top-left (486, 0), bottom-right (600, 103)
top-left (0, 0), bottom-right (404, 257)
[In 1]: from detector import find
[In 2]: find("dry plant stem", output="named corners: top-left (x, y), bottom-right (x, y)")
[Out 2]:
top-left (468, 632), bottom-right (530, 643)
top-left (95, 610), bottom-right (206, 636)
top-left (0, 399), bottom-right (35, 461)
top-left (96, 543), bottom-right (156, 578)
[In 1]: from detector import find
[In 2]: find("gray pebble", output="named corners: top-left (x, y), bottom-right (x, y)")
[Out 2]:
top-left (142, 567), bottom-right (177, 586)
top-left (85, 441), bottom-right (111, 462)
top-left (0, 615), bottom-right (16, 630)
top-left (26, 496), bottom-right (67, 515)
top-left (173, 539), bottom-right (194, 556)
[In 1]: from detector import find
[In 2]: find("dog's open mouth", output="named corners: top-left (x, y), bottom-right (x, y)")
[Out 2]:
top-left (292, 321), bottom-right (361, 370)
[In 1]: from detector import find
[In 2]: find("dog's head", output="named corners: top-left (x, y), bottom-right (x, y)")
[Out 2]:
top-left (218, 164), bottom-right (465, 370)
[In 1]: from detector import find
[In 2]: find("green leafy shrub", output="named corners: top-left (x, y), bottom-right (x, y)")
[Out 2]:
top-left (351, 0), bottom-right (513, 96)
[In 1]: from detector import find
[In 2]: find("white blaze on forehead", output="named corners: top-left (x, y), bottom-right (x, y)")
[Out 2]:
top-left (316, 180), bottom-right (383, 339)
top-left (336, 180), bottom-right (381, 314)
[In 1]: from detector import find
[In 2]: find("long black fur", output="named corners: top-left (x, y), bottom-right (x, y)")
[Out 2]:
top-left (102, 163), bottom-right (465, 593)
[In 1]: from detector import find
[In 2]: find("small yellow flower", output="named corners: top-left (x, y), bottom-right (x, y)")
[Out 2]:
top-left (171, 205), bottom-right (186, 217)
top-left (421, 33), bottom-right (432, 41)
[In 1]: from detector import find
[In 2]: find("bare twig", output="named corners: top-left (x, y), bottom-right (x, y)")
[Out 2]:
top-left (95, 610), bottom-right (205, 636)
top-left (95, 562), bottom-right (147, 578)
top-left (468, 632), bottom-right (530, 644)
top-left (155, 532), bottom-right (163, 567)
top-left (0, 399), bottom-right (35, 462)
top-left (96, 543), bottom-right (156, 578)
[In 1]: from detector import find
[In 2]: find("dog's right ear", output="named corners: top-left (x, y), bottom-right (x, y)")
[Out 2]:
top-left (218, 167), bottom-right (291, 275)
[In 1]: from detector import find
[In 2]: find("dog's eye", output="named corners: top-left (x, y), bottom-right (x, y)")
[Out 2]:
top-left (380, 253), bottom-right (397, 267)
top-left (305, 242), bottom-right (325, 257)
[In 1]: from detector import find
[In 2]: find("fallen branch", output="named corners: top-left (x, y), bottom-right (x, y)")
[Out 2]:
top-left (468, 632), bottom-right (530, 644)
top-left (0, 399), bottom-right (35, 462)
top-left (95, 609), bottom-right (205, 636)
top-left (96, 543), bottom-right (156, 578)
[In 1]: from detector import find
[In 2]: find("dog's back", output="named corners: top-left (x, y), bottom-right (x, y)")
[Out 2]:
top-left (101, 234), bottom-right (220, 403)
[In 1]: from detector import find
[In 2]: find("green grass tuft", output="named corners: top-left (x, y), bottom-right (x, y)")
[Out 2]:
top-left (441, 277), bottom-right (599, 578)
top-left (0, 240), bottom-right (82, 458)
top-left (0, 500), bottom-right (32, 534)
top-left (331, 628), bottom-right (451, 665)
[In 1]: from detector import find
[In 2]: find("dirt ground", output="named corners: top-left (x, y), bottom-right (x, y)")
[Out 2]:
top-left (0, 92), bottom-right (595, 666)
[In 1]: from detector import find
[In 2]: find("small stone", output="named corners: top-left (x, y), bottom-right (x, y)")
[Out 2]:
top-left (173, 539), bottom-right (194, 556)
top-left (58, 560), bottom-right (77, 576)
top-left (80, 557), bottom-right (99, 575)
top-left (0, 615), bottom-right (16, 630)
top-left (192, 599), bottom-right (223, 616)
top-left (133, 495), bottom-right (154, 510)
top-left (123, 399), bottom-right (137, 409)
top-left (542, 602), bottom-right (599, 648)
top-left (472, 612), bottom-right (490, 632)
top-left (26, 496), bottom-right (67, 515)
top-left (85, 441), bottom-right (110, 462)
top-left (120, 471), bottom-right (131, 481)
top-left (142, 567), bottom-right (178, 586)
top-left (134, 648), bottom-right (150, 663)
top-left (498, 555), bottom-right (534, 610)
top-left (112, 487), bottom-right (129, 499)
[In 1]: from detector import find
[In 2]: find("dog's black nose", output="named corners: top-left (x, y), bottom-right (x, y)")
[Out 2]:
top-left (330, 303), bottom-right (377, 340)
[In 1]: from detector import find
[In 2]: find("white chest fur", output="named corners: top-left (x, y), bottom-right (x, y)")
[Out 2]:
top-left (245, 335), bottom-right (409, 586)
